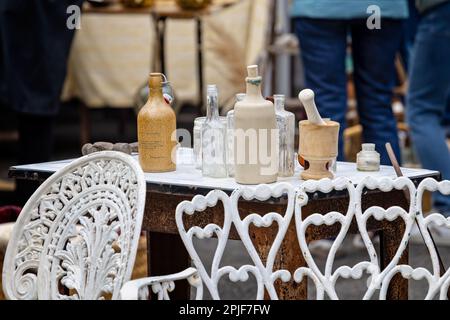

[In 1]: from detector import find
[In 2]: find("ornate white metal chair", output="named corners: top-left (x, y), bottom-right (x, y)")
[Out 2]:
top-left (121, 177), bottom-right (450, 300)
top-left (3, 151), bottom-right (147, 300)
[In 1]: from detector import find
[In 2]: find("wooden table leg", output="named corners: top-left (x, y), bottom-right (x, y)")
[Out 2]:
top-left (196, 18), bottom-right (204, 111)
top-left (151, 15), bottom-right (167, 74)
top-left (147, 231), bottom-right (191, 300)
top-left (158, 17), bottom-right (167, 75)
top-left (79, 102), bottom-right (91, 147)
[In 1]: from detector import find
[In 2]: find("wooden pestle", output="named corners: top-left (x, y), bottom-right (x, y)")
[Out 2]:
top-left (299, 89), bottom-right (326, 125)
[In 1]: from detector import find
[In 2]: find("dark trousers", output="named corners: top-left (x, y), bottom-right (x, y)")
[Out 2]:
top-left (14, 114), bottom-right (55, 205)
top-left (0, 0), bottom-right (83, 204)
top-left (406, 2), bottom-right (450, 214)
top-left (294, 18), bottom-right (403, 164)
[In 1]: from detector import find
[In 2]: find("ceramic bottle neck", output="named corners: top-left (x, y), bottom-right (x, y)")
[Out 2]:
top-left (245, 76), bottom-right (264, 100)
top-left (148, 73), bottom-right (164, 103)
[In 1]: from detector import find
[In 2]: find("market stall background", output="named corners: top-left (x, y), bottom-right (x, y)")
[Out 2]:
top-left (62, 0), bottom-right (268, 109)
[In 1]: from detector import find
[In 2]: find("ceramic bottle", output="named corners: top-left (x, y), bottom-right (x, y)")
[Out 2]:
top-left (233, 65), bottom-right (278, 184)
top-left (138, 73), bottom-right (177, 172)
top-left (202, 85), bottom-right (227, 178)
top-left (274, 94), bottom-right (295, 177)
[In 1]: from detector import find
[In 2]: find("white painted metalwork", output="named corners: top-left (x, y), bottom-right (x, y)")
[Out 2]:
top-left (294, 177), bottom-right (419, 300)
top-left (2, 151), bottom-right (146, 300)
top-left (175, 183), bottom-right (295, 300)
top-left (119, 267), bottom-right (201, 300)
top-left (295, 177), bottom-right (449, 300)
top-left (125, 176), bottom-right (449, 300)
top-left (378, 177), bottom-right (450, 300)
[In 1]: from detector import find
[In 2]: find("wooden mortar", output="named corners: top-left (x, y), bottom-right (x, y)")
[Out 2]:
top-left (299, 119), bottom-right (339, 180)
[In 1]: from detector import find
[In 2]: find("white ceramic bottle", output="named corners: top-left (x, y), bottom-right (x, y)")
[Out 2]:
top-left (234, 65), bottom-right (278, 184)
top-left (274, 94), bottom-right (295, 177)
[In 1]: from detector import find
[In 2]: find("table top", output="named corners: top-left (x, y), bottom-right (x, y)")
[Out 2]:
top-left (83, 1), bottom-right (236, 18)
top-left (9, 148), bottom-right (440, 194)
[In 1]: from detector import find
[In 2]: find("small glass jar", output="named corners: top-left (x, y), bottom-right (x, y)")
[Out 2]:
top-left (357, 143), bottom-right (380, 171)
top-left (193, 116), bottom-right (227, 170)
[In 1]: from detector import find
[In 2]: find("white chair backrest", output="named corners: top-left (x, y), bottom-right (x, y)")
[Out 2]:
top-left (2, 151), bottom-right (146, 300)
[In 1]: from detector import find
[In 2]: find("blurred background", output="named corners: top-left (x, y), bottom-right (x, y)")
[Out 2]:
top-left (1, 0), bottom-right (426, 207)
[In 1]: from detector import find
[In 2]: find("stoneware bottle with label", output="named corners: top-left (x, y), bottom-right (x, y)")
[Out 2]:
top-left (138, 73), bottom-right (177, 172)
top-left (234, 65), bottom-right (278, 184)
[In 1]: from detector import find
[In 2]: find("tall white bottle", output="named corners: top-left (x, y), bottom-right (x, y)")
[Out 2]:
top-left (233, 65), bottom-right (278, 184)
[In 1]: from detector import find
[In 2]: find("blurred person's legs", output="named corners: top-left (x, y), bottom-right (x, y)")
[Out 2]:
top-left (294, 18), bottom-right (348, 161)
top-left (351, 19), bottom-right (403, 165)
top-left (15, 114), bottom-right (55, 205)
top-left (399, 0), bottom-right (420, 71)
top-left (444, 98), bottom-right (450, 138)
top-left (0, 0), bottom-right (83, 204)
top-left (407, 2), bottom-right (450, 217)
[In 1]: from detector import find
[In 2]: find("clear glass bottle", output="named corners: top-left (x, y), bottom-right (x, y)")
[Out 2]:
top-left (202, 85), bottom-right (227, 178)
top-left (193, 116), bottom-right (205, 169)
top-left (194, 116), bottom-right (226, 170)
top-left (274, 94), bottom-right (295, 177)
top-left (226, 93), bottom-right (246, 177)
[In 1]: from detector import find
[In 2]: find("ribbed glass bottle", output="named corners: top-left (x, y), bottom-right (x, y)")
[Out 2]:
top-left (201, 85), bottom-right (227, 178)
top-left (274, 94), bottom-right (295, 177)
